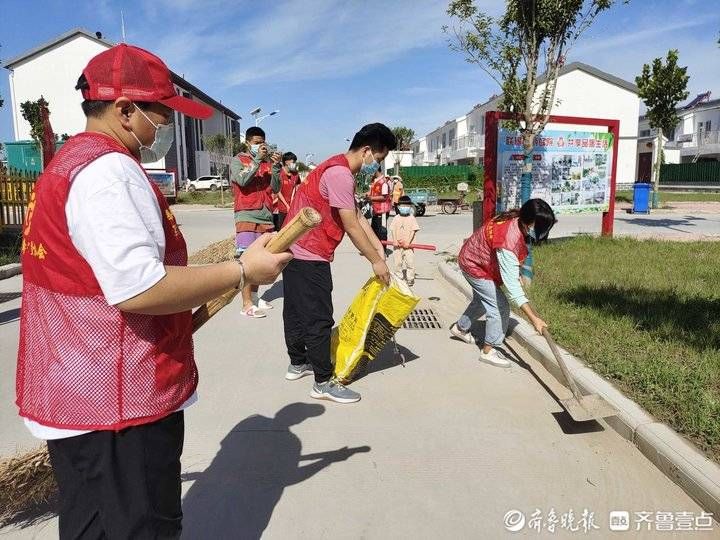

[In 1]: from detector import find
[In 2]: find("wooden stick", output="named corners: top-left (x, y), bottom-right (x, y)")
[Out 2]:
top-left (380, 240), bottom-right (437, 251)
top-left (191, 207), bottom-right (322, 331)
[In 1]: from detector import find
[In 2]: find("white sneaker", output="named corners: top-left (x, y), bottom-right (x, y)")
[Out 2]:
top-left (479, 348), bottom-right (512, 368)
top-left (257, 298), bottom-right (273, 310)
top-left (450, 323), bottom-right (475, 344)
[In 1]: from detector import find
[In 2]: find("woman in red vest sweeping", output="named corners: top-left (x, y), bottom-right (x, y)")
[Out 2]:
top-left (282, 124), bottom-right (396, 403)
top-left (16, 44), bottom-right (290, 538)
top-left (449, 199), bottom-right (556, 367)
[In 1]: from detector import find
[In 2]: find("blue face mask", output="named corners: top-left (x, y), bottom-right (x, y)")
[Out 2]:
top-left (527, 227), bottom-right (537, 240)
top-left (398, 206), bottom-right (413, 216)
top-left (360, 151), bottom-right (380, 176)
top-left (250, 144), bottom-right (261, 156)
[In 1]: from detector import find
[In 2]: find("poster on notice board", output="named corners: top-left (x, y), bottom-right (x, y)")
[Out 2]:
top-left (496, 129), bottom-right (614, 214)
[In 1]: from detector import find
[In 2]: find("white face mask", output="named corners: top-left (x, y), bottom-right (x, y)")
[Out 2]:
top-left (130, 105), bottom-right (174, 163)
top-left (287, 162), bottom-right (297, 172)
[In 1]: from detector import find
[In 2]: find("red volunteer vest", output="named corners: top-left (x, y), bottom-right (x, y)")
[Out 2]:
top-left (285, 154), bottom-right (350, 260)
top-left (458, 217), bottom-right (528, 285)
top-left (16, 132), bottom-right (197, 431)
top-left (278, 169), bottom-right (298, 213)
top-left (370, 177), bottom-right (390, 214)
top-left (232, 153), bottom-right (274, 212)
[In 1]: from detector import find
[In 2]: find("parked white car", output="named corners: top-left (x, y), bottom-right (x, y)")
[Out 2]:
top-left (186, 175), bottom-right (229, 192)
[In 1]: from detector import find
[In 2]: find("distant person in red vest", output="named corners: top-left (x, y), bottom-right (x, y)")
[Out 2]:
top-left (275, 151), bottom-right (300, 230)
top-left (283, 123), bottom-right (396, 403)
top-left (16, 43), bottom-right (290, 538)
top-left (368, 169), bottom-right (391, 240)
top-left (230, 126), bottom-right (282, 318)
top-left (450, 199), bottom-right (556, 367)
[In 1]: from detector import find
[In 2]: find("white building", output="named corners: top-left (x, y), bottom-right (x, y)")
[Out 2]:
top-left (636, 92), bottom-right (720, 181)
top-left (413, 62), bottom-right (640, 186)
top-left (4, 28), bottom-right (241, 182)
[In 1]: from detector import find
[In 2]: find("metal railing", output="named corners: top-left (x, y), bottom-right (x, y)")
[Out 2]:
top-left (667, 130), bottom-right (720, 149)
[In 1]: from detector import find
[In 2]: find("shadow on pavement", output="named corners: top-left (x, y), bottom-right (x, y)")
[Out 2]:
top-left (260, 279), bottom-right (284, 303)
top-left (617, 215), bottom-right (704, 233)
top-left (0, 292), bottom-right (22, 304)
top-left (353, 340), bottom-right (421, 381)
top-left (181, 402), bottom-right (370, 539)
top-left (504, 342), bottom-right (605, 435)
top-left (0, 498), bottom-right (56, 530)
top-left (0, 307), bottom-right (20, 325)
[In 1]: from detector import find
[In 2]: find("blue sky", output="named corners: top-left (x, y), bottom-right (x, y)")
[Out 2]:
top-left (1, 0), bottom-right (719, 160)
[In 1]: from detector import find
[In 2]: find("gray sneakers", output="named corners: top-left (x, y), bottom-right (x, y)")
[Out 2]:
top-left (286, 363), bottom-right (313, 381)
top-left (310, 379), bottom-right (361, 404)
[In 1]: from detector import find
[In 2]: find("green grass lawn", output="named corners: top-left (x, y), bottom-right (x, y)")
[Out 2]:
top-left (615, 190), bottom-right (720, 204)
top-left (175, 189), bottom-right (232, 206)
top-left (0, 233), bottom-right (21, 266)
top-left (528, 237), bottom-right (720, 460)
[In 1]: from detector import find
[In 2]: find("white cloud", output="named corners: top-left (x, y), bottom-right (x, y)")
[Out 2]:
top-left (144, 0), bottom-right (449, 87)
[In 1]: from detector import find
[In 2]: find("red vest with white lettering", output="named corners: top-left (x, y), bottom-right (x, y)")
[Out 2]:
top-left (232, 153), bottom-right (274, 212)
top-left (458, 217), bottom-right (528, 285)
top-left (16, 132), bottom-right (198, 431)
top-left (285, 154), bottom-right (349, 260)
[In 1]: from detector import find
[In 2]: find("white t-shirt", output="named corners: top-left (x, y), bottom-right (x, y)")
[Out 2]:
top-left (23, 152), bottom-right (196, 440)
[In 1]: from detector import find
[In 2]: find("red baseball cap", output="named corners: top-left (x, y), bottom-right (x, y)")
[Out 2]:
top-left (80, 43), bottom-right (213, 120)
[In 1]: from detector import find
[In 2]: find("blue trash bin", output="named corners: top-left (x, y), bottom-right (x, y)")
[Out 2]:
top-left (632, 182), bottom-right (651, 214)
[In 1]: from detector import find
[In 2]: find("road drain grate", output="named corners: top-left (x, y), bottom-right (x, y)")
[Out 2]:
top-left (403, 308), bottom-right (442, 330)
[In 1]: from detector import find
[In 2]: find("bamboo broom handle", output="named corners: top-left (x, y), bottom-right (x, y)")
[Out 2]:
top-left (192, 207), bottom-right (321, 331)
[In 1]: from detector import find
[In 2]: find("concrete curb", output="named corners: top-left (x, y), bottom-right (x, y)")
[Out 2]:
top-left (0, 263), bottom-right (21, 280)
top-left (438, 260), bottom-right (720, 519)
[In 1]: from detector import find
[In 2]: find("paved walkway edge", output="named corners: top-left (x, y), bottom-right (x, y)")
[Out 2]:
top-left (438, 260), bottom-right (720, 518)
top-left (0, 263), bottom-right (21, 280)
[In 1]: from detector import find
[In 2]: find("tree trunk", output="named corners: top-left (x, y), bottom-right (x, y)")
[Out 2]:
top-left (519, 133), bottom-right (536, 284)
top-left (520, 133), bottom-right (535, 206)
top-left (652, 128), bottom-right (663, 209)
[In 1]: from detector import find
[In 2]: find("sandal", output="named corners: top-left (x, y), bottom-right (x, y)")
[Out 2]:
top-left (241, 305), bottom-right (267, 318)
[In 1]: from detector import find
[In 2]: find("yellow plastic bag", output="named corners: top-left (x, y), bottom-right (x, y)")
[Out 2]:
top-left (331, 275), bottom-right (420, 383)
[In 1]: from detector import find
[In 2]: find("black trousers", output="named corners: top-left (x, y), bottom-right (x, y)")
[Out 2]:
top-left (47, 411), bottom-right (185, 540)
top-left (282, 258), bottom-right (334, 382)
top-left (273, 212), bottom-right (287, 232)
top-left (370, 213), bottom-right (388, 242)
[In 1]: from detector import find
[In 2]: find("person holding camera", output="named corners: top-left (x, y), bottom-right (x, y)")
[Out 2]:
top-left (231, 126), bottom-right (282, 318)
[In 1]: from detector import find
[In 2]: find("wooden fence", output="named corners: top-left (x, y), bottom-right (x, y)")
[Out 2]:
top-left (0, 168), bottom-right (37, 232)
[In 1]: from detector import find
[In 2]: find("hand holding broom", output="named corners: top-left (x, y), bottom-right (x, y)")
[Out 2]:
top-left (192, 207), bottom-right (321, 330)
top-left (0, 207), bottom-right (322, 525)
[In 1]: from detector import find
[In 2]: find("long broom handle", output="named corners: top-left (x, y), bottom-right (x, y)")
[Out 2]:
top-left (542, 328), bottom-right (582, 400)
top-left (191, 207), bottom-right (321, 331)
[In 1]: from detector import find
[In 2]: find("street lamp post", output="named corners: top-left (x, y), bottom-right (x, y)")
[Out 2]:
top-left (255, 110), bottom-right (279, 126)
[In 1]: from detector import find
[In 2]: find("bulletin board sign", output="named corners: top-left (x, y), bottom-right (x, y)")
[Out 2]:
top-left (483, 111), bottom-right (620, 236)
top-left (496, 128), bottom-right (614, 214)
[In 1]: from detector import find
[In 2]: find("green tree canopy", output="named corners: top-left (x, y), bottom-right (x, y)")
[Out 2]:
top-left (391, 126), bottom-right (415, 151)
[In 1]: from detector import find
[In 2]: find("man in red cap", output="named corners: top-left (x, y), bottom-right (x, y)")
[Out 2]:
top-left (16, 43), bottom-right (291, 538)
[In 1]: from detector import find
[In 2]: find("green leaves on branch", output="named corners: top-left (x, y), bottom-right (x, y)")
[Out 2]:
top-left (391, 126), bottom-right (415, 151)
top-left (20, 97), bottom-right (48, 148)
top-left (635, 49), bottom-right (690, 136)
top-left (444, 0), bottom-right (627, 138)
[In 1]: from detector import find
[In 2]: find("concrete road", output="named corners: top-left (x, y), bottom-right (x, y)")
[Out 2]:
top-left (1, 206), bottom-right (717, 538)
